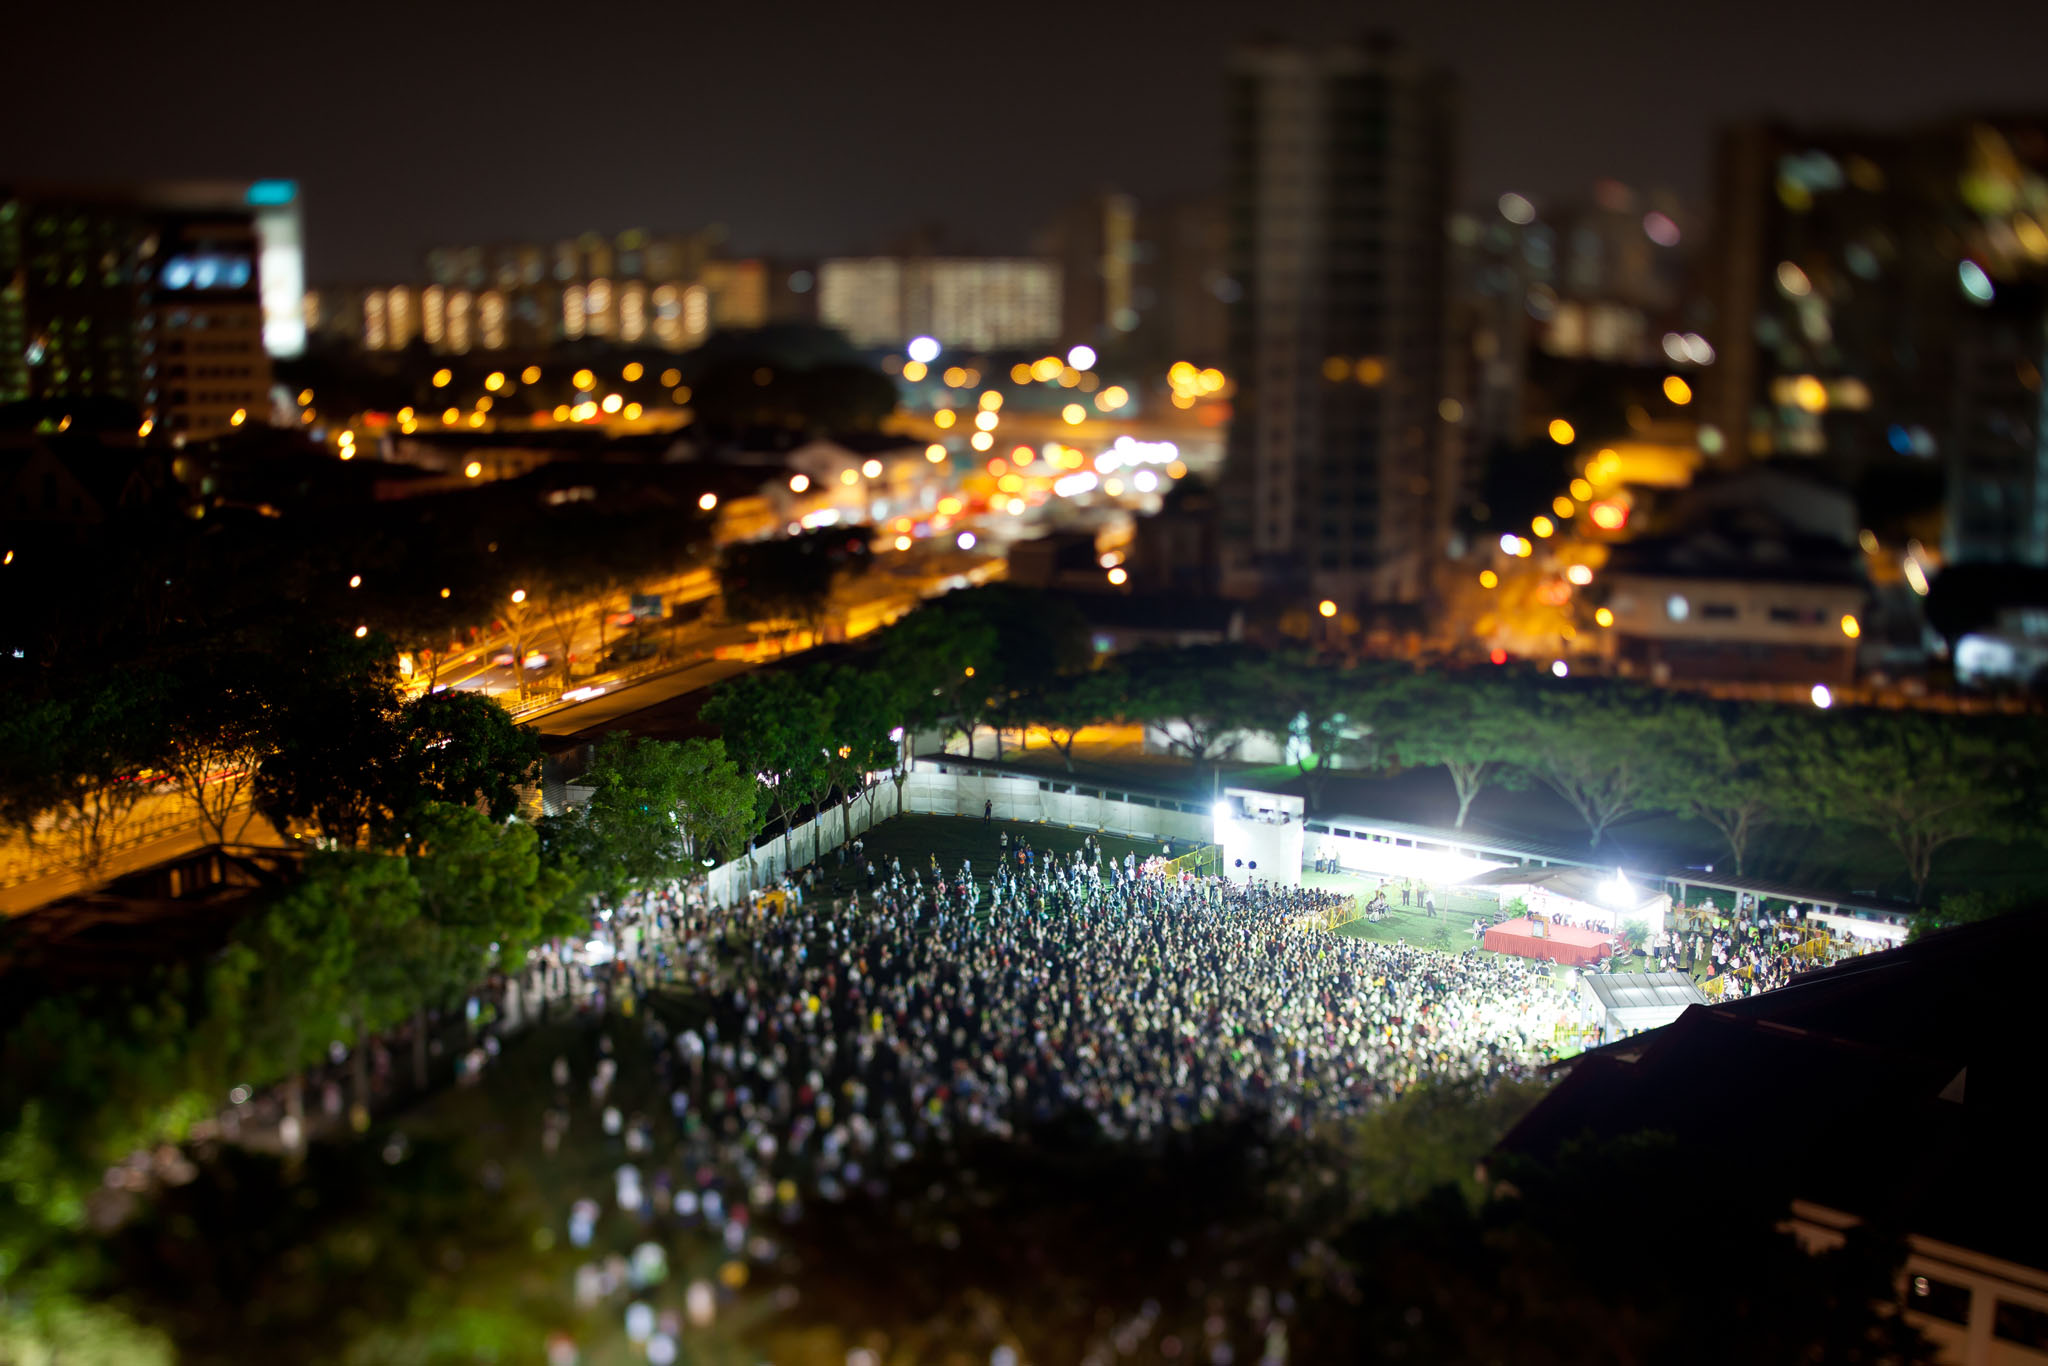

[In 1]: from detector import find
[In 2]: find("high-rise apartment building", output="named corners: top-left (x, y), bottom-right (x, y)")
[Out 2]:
top-left (379, 227), bottom-right (754, 354)
top-left (1947, 282), bottom-right (2048, 565)
top-left (0, 186), bottom-right (271, 442)
top-left (1216, 38), bottom-right (1457, 607)
top-left (1037, 192), bottom-right (1139, 351)
top-left (145, 180), bottom-right (305, 358)
top-left (1037, 192), bottom-right (1232, 370)
top-left (817, 258), bottom-right (1060, 350)
top-left (1704, 115), bottom-right (2048, 563)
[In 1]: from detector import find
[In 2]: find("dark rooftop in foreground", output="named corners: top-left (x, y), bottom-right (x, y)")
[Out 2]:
top-left (1497, 910), bottom-right (2048, 1269)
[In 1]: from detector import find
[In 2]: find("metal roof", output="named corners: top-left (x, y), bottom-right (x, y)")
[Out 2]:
top-left (1581, 972), bottom-right (1709, 1015)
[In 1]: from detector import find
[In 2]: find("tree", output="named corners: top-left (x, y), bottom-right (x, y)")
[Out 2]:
top-left (1910, 889), bottom-right (2025, 941)
top-left (571, 732), bottom-right (760, 898)
top-left (1011, 668), bottom-right (1126, 772)
top-left (406, 803), bottom-right (574, 966)
top-left (0, 674), bottom-right (166, 876)
top-left (875, 599), bottom-right (999, 755)
top-left (1793, 711), bottom-right (2028, 901)
top-left (1524, 679), bottom-right (1676, 849)
top-left (1656, 699), bottom-right (1798, 876)
top-left (702, 671), bottom-right (833, 867)
top-left (1382, 671), bottom-right (1535, 829)
top-left (819, 665), bottom-right (902, 842)
top-left (155, 651), bottom-right (269, 847)
top-left (252, 636), bottom-right (409, 846)
top-left (718, 528), bottom-right (869, 648)
top-left (1249, 658), bottom-right (1401, 811)
top-left (395, 689), bottom-right (541, 822)
top-left (1119, 645), bottom-right (1264, 771)
top-left (577, 734), bottom-right (695, 896)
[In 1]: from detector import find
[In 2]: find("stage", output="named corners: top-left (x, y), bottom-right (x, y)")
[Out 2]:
top-left (1483, 915), bottom-right (1613, 966)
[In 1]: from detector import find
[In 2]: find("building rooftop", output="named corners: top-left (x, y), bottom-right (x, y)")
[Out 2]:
top-left (1497, 911), bottom-right (2048, 1269)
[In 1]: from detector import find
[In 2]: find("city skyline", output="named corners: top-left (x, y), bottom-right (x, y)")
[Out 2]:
top-left (10, 0), bottom-right (2048, 282)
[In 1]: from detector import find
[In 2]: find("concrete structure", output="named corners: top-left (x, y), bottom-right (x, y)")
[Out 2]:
top-left (1213, 788), bottom-right (1304, 886)
top-left (1599, 470), bottom-right (1868, 685)
top-left (1217, 36), bottom-right (1458, 609)
top-left (1946, 282), bottom-right (2048, 567)
top-left (1505, 914), bottom-right (2048, 1366)
top-left (144, 179), bottom-right (305, 358)
top-left (343, 227), bottom-right (767, 354)
top-left (0, 185), bottom-right (272, 442)
top-left (816, 257), bottom-right (1061, 351)
top-left (1704, 114), bottom-right (2048, 502)
top-left (1575, 972), bottom-right (1707, 1046)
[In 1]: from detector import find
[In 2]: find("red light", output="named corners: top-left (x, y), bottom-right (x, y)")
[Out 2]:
top-left (1489, 648), bottom-right (1508, 665)
top-left (1589, 500), bottom-right (1628, 531)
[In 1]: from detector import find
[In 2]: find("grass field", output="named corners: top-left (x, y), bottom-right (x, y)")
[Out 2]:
top-left (1304, 869), bottom-right (1486, 954)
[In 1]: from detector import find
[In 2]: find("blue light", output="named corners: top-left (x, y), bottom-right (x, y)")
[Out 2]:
top-left (245, 180), bottom-right (297, 206)
top-left (1958, 260), bottom-right (1995, 305)
top-left (1887, 423), bottom-right (1913, 456)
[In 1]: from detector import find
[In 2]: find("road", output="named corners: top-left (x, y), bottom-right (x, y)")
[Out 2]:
top-left (3, 515), bottom-right (997, 917)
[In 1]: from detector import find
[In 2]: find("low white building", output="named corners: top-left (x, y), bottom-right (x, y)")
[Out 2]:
top-left (1213, 788), bottom-right (1304, 887)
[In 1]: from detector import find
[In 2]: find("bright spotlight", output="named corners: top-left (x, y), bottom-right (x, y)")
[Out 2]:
top-left (907, 336), bottom-right (941, 364)
top-left (1066, 344), bottom-right (1097, 370)
top-left (1811, 684), bottom-right (1833, 709)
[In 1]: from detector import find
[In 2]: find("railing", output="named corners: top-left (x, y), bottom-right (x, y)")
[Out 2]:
top-left (1160, 845), bottom-right (1223, 879)
top-left (1, 801), bottom-right (213, 893)
top-left (503, 648), bottom-right (721, 722)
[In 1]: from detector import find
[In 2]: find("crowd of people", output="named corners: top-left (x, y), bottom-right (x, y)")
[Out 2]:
top-left (1649, 900), bottom-right (1888, 996)
top-left (513, 826), bottom-right (1575, 1219)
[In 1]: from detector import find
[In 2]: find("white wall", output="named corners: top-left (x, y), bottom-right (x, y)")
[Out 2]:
top-left (902, 764), bottom-right (1213, 843)
top-left (703, 781), bottom-right (903, 906)
top-left (1218, 814), bottom-right (1302, 886)
top-left (691, 761), bottom-right (1217, 908)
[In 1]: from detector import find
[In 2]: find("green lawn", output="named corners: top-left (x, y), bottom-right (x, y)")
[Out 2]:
top-left (1305, 869), bottom-right (1486, 954)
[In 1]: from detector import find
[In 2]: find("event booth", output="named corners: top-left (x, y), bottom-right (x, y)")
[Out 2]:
top-left (1576, 971), bottom-right (1707, 1046)
top-left (1482, 915), bottom-right (1612, 966)
top-left (1457, 864), bottom-right (1672, 937)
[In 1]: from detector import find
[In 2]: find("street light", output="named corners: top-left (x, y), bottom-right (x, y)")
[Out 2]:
top-left (1317, 599), bottom-right (1338, 618)
top-left (1811, 684), bottom-right (1834, 709)
top-left (511, 589), bottom-right (527, 604)
top-left (698, 492), bottom-right (719, 511)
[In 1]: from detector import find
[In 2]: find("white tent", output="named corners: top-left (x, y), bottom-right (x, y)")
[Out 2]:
top-left (1578, 971), bottom-right (1707, 1045)
top-left (1457, 864), bottom-right (1671, 935)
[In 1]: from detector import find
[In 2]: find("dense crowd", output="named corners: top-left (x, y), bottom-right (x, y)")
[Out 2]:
top-left (1649, 900), bottom-right (1888, 996)
top-left (519, 833), bottom-right (1572, 1218)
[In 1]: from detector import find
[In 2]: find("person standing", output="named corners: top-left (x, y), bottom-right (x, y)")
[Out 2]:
top-left (984, 799), bottom-right (993, 823)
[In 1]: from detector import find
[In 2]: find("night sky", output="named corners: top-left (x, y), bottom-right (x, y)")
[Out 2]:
top-left (9, 0), bottom-right (2046, 282)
